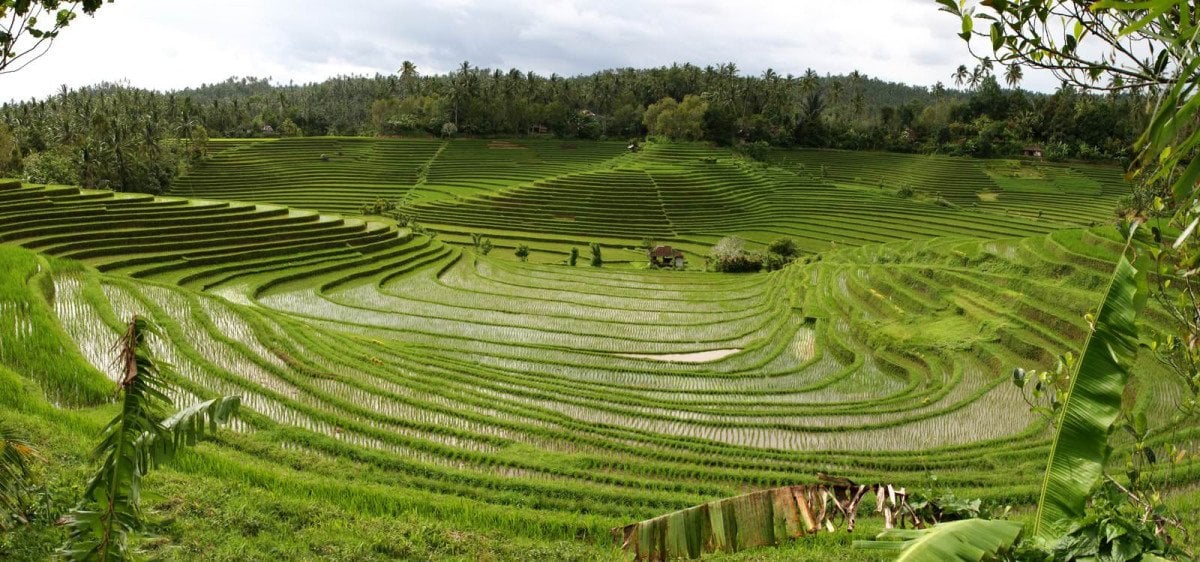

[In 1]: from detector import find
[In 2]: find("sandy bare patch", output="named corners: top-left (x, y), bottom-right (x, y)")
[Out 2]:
top-left (616, 349), bottom-right (741, 363)
top-left (977, 192), bottom-right (1000, 202)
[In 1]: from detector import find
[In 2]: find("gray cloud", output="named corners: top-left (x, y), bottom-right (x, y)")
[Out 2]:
top-left (1, 0), bottom-right (1063, 103)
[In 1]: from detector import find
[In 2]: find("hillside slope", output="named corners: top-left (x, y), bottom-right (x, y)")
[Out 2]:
top-left (1, 175), bottom-right (1194, 559)
top-left (168, 139), bottom-right (1129, 257)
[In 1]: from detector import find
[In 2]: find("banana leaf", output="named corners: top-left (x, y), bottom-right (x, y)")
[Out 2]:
top-left (1033, 254), bottom-right (1144, 540)
top-left (665, 505), bottom-right (708, 559)
top-left (853, 519), bottom-right (1024, 561)
top-left (618, 485), bottom-right (820, 560)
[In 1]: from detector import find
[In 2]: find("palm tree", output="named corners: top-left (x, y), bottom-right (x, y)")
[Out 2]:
top-left (829, 81), bottom-right (844, 109)
top-left (1004, 64), bottom-right (1024, 89)
top-left (849, 70), bottom-right (866, 115)
top-left (968, 65), bottom-right (985, 89)
top-left (952, 64), bottom-right (970, 87)
top-left (398, 60), bottom-right (417, 80)
top-left (398, 60), bottom-right (419, 96)
top-left (799, 68), bottom-right (820, 94)
top-left (450, 60), bottom-right (472, 128)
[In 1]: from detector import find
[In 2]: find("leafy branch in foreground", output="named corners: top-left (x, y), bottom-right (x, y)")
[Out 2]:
top-left (0, 1), bottom-right (112, 75)
top-left (936, 0), bottom-right (1200, 212)
top-left (59, 316), bottom-right (239, 561)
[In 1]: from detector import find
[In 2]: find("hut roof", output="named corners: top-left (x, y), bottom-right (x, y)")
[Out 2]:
top-left (650, 245), bottom-right (684, 258)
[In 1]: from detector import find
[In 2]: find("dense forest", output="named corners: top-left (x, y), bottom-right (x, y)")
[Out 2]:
top-left (0, 61), bottom-right (1146, 194)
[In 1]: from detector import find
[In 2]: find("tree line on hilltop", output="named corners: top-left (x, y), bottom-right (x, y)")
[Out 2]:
top-left (0, 61), bottom-right (1146, 194)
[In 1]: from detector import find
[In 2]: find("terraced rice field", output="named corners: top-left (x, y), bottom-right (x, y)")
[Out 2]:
top-left (170, 139), bottom-right (1127, 256)
top-left (772, 148), bottom-right (1127, 225)
top-left (4, 140), bottom-right (1195, 558)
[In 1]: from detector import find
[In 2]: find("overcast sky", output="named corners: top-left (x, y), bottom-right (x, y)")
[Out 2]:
top-left (0, 0), bottom-right (1063, 103)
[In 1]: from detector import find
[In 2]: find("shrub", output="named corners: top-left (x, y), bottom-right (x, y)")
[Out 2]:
top-left (360, 197), bottom-right (398, 216)
top-left (568, 247), bottom-right (579, 266)
top-left (713, 252), bottom-right (764, 273)
top-left (279, 119), bottom-right (303, 138)
top-left (22, 149), bottom-right (78, 186)
top-left (589, 242), bottom-right (603, 267)
top-left (515, 244), bottom-right (530, 262)
top-left (0, 123), bottom-right (20, 174)
top-left (766, 238), bottom-right (799, 260)
top-left (764, 252), bottom-right (790, 271)
top-left (709, 236), bottom-right (765, 272)
top-left (735, 140), bottom-right (771, 161)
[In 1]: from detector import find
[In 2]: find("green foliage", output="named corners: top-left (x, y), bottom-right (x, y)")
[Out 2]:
top-left (763, 252), bottom-right (788, 272)
top-left (0, 426), bottom-right (38, 530)
top-left (589, 242), bottom-right (602, 267)
top-left (60, 317), bottom-right (239, 561)
top-left (765, 237), bottom-right (800, 271)
top-left (0, 1), bottom-right (110, 74)
top-left (0, 53), bottom-right (1147, 159)
top-left (278, 118), bottom-right (302, 138)
top-left (643, 95), bottom-right (708, 141)
top-left (735, 140), bottom-right (771, 161)
top-left (21, 147), bottom-right (78, 185)
top-left (568, 246), bottom-right (578, 266)
top-left (855, 519), bottom-right (1024, 561)
top-left (184, 124), bottom-right (208, 162)
top-left (1031, 252), bottom-right (1143, 539)
top-left (767, 237), bottom-right (799, 259)
top-left (907, 475), bottom-right (994, 524)
top-left (478, 237), bottom-right (493, 256)
top-left (0, 123), bottom-right (19, 173)
top-left (1050, 481), bottom-right (1178, 562)
top-left (514, 244), bottom-right (530, 262)
top-left (709, 236), bottom-right (764, 273)
top-left (359, 197), bottom-right (398, 216)
top-left (370, 95), bottom-right (446, 136)
top-left (22, 88), bottom-right (183, 194)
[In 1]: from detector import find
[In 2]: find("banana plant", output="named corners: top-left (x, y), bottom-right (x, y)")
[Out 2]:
top-left (1032, 253), bottom-right (1144, 540)
top-left (0, 425), bottom-right (40, 528)
top-left (60, 316), bottom-right (240, 561)
top-left (858, 246), bottom-right (1146, 559)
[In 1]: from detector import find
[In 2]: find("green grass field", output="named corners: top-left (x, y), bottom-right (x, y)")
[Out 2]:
top-left (2, 140), bottom-right (1195, 560)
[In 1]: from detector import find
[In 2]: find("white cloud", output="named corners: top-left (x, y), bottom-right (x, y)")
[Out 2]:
top-left (0, 0), bottom-right (1063, 103)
